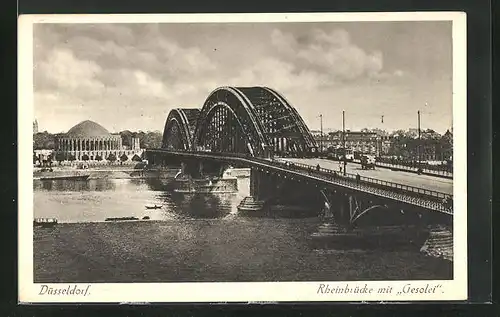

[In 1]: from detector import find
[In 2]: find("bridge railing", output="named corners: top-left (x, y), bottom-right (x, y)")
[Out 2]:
top-left (375, 157), bottom-right (453, 174)
top-left (269, 159), bottom-right (452, 203)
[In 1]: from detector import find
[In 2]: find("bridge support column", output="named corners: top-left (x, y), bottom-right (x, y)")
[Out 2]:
top-left (198, 161), bottom-right (204, 177)
top-left (149, 153), bottom-right (156, 166)
top-left (237, 168), bottom-right (268, 214)
top-left (326, 191), bottom-right (350, 227)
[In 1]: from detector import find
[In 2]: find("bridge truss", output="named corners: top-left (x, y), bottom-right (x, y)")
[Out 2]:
top-left (161, 86), bottom-right (318, 158)
top-left (162, 108), bottom-right (200, 151)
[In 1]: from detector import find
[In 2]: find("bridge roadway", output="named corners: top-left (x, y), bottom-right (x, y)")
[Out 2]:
top-left (279, 158), bottom-right (453, 196)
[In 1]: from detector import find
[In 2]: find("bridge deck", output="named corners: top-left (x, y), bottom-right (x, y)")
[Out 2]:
top-left (280, 158), bottom-right (453, 196)
top-left (148, 150), bottom-right (453, 214)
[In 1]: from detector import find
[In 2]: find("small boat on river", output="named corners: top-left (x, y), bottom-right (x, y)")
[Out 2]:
top-left (105, 216), bottom-right (139, 221)
top-left (33, 218), bottom-right (58, 228)
top-left (145, 204), bottom-right (162, 209)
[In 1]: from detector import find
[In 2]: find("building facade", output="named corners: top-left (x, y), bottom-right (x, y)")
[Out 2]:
top-left (439, 129), bottom-right (453, 161)
top-left (322, 131), bottom-right (391, 156)
top-left (56, 120), bottom-right (142, 161)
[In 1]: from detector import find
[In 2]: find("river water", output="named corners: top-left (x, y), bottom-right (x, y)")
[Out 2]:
top-left (33, 175), bottom-right (452, 283)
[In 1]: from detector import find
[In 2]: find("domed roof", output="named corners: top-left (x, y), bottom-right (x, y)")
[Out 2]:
top-left (66, 120), bottom-right (112, 138)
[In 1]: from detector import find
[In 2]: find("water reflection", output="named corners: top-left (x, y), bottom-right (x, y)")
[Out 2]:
top-left (168, 192), bottom-right (234, 219)
top-left (34, 179), bottom-right (118, 192)
top-left (34, 177), bottom-right (245, 222)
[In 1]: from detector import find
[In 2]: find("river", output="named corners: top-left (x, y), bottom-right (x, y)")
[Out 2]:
top-left (33, 175), bottom-right (452, 283)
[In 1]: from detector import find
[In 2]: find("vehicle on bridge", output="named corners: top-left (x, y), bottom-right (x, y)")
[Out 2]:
top-left (360, 155), bottom-right (376, 170)
top-left (326, 147), bottom-right (354, 161)
top-left (353, 151), bottom-right (363, 160)
top-left (326, 147), bottom-right (342, 160)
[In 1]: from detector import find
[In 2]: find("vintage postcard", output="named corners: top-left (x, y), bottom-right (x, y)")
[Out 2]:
top-left (18, 12), bottom-right (467, 303)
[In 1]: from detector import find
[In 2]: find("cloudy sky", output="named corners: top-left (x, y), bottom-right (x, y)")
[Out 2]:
top-left (33, 21), bottom-right (452, 134)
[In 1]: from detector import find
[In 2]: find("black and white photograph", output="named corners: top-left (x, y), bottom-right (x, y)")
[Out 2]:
top-left (19, 12), bottom-right (467, 302)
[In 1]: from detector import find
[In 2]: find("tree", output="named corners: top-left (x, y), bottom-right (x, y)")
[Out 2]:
top-left (119, 130), bottom-right (133, 147)
top-left (107, 153), bottom-right (117, 164)
top-left (95, 154), bottom-right (103, 162)
top-left (370, 128), bottom-right (388, 136)
top-left (120, 153), bottom-right (128, 163)
top-left (140, 131), bottom-right (162, 149)
top-left (82, 154), bottom-right (89, 162)
top-left (68, 154), bottom-right (76, 162)
top-left (33, 132), bottom-right (56, 150)
top-left (55, 152), bottom-right (66, 165)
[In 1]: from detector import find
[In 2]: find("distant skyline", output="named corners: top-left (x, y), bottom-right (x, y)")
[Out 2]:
top-left (33, 21), bottom-right (453, 134)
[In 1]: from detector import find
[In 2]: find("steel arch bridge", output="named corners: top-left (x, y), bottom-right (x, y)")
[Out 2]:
top-left (161, 86), bottom-right (318, 157)
top-left (162, 108), bottom-right (201, 151)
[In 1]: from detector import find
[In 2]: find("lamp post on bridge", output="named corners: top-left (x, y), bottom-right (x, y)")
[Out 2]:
top-left (319, 114), bottom-right (323, 154)
top-left (342, 110), bottom-right (346, 176)
top-left (417, 109), bottom-right (421, 166)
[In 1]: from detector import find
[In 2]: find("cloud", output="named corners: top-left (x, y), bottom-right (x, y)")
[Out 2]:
top-left (228, 57), bottom-right (329, 94)
top-left (32, 23), bottom-right (451, 134)
top-left (33, 24), bottom-right (389, 132)
top-left (34, 48), bottom-right (105, 96)
top-left (270, 28), bottom-right (384, 82)
top-left (34, 24), bottom-right (218, 108)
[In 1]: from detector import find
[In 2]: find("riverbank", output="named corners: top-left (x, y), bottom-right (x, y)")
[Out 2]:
top-left (34, 220), bottom-right (452, 283)
top-left (33, 166), bottom-right (180, 180)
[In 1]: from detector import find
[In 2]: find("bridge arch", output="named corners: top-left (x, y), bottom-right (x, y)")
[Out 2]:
top-left (192, 87), bottom-right (269, 157)
top-left (242, 86), bottom-right (317, 154)
top-left (161, 108), bottom-right (200, 150)
top-left (192, 86), bottom-right (318, 157)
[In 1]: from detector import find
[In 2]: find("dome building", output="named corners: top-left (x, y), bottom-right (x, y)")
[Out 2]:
top-left (56, 120), bottom-right (142, 161)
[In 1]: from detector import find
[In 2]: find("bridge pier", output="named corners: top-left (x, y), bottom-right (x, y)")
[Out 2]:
top-left (238, 169), bottom-right (272, 214)
top-left (240, 167), bottom-right (327, 216)
top-left (175, 159), bottom-right (229, 179)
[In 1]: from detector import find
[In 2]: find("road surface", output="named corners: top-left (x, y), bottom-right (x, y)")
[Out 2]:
top-left (280, 158), bottom-right (453, 195)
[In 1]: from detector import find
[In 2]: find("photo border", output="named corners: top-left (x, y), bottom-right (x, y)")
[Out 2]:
top-left (18, 11), bottom-right (470, 304)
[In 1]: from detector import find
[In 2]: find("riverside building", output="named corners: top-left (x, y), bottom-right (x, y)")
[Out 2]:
top-left (55, 120), bottom-right (142, 161)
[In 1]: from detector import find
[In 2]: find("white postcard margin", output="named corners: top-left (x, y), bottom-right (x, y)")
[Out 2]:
top-left (18, 12), bottom-right (467, 303)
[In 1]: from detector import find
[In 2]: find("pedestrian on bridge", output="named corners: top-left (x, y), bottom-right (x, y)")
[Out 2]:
top-left (443, 196), bottom-right (453, 210)
top-left (356, 173), bottom-right (360, 185)
top-left (316, 164), bottom-right (320, 172)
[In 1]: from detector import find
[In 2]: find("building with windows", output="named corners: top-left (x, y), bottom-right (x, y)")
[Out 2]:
top-left (56, 120), bottom-right (142, 161)
top-left (323, 130), bottom-right (392, 156)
